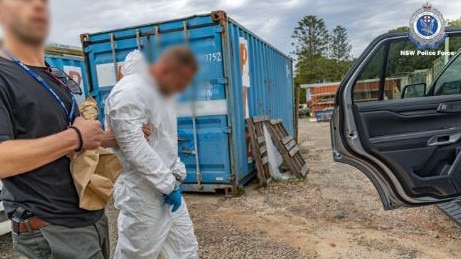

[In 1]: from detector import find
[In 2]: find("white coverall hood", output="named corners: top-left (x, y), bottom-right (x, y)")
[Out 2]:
top-left (105, 50), bottom-right (197, 259)
top-left (121, 50), bottom-right (148, 77)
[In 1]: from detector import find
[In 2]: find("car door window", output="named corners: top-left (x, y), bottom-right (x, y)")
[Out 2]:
top-left (353, 46), bottom-right (385, 102)
top-left (353, 35), bottom-right (461, 102)
top-left (434, 53), bottom-right (461, 95)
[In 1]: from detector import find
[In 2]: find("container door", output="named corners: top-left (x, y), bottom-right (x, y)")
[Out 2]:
top-left (144, 19), bottom-right (231, 186)
top-left (332, 31), bottom-right (461, 209)
top-left (82, 30), bottom-right (143, 124)
top-left (82, 16), bottom-right (232, 187)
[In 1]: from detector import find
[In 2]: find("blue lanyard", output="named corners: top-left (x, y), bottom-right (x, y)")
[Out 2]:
top-left (3, 50), bottom-right (76, 125)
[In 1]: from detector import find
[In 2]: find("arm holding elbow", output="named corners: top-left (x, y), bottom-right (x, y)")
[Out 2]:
top-left (107, 91), bottom-right (176, 194)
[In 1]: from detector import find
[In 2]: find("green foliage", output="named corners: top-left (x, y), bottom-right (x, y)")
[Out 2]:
top-left (449, 18), bottom-right (461, 28)
top-left (383, 23), bottom-right (461, 80)
top-left (295, 56), bottom-right (352, 83)
top-left (359, 47), bottom-right (384, 80)
top-left (331, 25), bottom-right (352, 62)
top-left (292, 15), bottom-right (330, 59)
top-left (298, 87), bottom-right (307, 104)
top-left (389, 26), bottom-right (410, 33)
top-left (292, 15), bottom-right (353, 86)
top-left (387, 40), bottom-right (440, 76)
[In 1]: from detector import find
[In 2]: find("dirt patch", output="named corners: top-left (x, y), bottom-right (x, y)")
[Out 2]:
top-left (187, 120), bottom-right (461, 258)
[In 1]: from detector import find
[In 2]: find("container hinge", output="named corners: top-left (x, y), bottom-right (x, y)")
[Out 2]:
top-left (80, 33), bottom-right (90, 45)
top-left (178, 137), bottom-right (189, 143)
top-left (218, 77), bottom-right (228, 84)
top-left (109, 34), bottom-right (118, 83)
top-left (180, 148), bottom-right (196, 155)
top-left (222, 127), bottom-right (231, 134)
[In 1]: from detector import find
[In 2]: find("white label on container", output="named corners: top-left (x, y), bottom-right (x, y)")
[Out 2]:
top-left (239, 37), bottom-right (251, 88)
top-left (63, 66), bottom-right (86, 104)
top-left (216, 177), bottom-right (224, 181)
top-left (239, 37), bottom-right (250, 119)
top-left (176, 99), bottom-right (228, 118)
top-left (64, 66), bottom-right (83, 87)
top-left (96, 62), bottom-right (124, 87)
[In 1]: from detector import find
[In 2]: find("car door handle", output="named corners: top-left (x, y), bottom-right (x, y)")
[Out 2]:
top-left (437, 102), bottom-right (461, 113)
top-left (428, 133), bottom-right (461, 146)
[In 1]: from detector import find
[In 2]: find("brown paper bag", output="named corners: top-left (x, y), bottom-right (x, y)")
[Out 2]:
top-left (79, 97), bottom-right (99, 120)
top-left (70, 148), bottom-right (122, 210)
top-left (70, 97), bottom-right (123, 211)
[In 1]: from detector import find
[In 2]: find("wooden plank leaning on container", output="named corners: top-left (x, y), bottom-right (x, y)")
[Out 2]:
top-left (265, 119), bottom-right (309, 178)
top-left (246, 116), bottom-right (271, 186)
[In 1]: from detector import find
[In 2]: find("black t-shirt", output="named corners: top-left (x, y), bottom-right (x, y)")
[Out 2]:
top-left (0, 56), bottom-right (103, 228)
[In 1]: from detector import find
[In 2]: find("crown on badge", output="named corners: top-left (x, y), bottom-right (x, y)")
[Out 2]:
top-left (422, 2), bottom-right (432, 10)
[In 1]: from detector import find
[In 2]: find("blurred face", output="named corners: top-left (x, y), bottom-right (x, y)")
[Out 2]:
top-left (166, 67), bottom-right (195, 93)
top-left (0, 0), bottom-right (50, 46)
top-left (152, 64), bottom-right (196, 96)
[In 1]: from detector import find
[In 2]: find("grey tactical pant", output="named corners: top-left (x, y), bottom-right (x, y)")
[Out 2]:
top-left (12, 214), bottom-right (110, 259)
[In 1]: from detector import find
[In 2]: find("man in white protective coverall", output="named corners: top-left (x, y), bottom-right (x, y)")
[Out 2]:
top-left (105, 48), bottom-right (199, 259)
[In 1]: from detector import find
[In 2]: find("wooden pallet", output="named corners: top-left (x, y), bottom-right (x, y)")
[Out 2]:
top-left (265, 119), bottom-right (308, 178)
top-left (246, 116), bottom-right (271, 186)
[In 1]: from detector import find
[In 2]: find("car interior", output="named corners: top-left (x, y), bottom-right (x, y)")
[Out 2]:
top-left (351, 38), bottom-right (461, 199)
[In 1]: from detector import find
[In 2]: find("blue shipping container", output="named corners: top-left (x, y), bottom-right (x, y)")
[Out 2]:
top-left (81, 11), bottom-right (295, 193)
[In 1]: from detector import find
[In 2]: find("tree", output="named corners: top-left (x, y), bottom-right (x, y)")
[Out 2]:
top-left (389, 26), bottom-right (410, 33)
top-left (295, 56), bottom-right (336, 84)
top-left (292, 15), bottom-right (354, 106)
top-left (292, 15), bottom-right (330, 60)
top-left (330, 26), bottom-right (352, 63)
top-left (449, 18), bottom-right (461, 28)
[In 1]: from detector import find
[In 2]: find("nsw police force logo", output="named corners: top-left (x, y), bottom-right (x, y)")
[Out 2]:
top-left (409, 3), bottom-right (447, 49)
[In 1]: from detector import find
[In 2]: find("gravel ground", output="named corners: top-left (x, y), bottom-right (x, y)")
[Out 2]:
top-left (2, 119), bottom-right (461, 258)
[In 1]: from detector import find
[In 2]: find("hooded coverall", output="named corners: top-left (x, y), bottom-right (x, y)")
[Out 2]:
top-left (105, 50), bottom-right (199, 259)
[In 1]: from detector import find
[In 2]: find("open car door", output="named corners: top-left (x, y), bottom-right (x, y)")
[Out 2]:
top-left (331, 29), bottom-right (461, 210)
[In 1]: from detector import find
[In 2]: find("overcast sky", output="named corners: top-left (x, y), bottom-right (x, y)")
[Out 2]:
top-left (23, 0), bottom-right (461, 57)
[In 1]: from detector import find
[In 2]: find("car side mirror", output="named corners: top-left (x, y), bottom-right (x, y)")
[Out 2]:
top-left (401, 83), bottom-right (426, 99)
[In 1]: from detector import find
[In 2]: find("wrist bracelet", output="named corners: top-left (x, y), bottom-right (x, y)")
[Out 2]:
top-left (68, 126), bottom-right (83, 152)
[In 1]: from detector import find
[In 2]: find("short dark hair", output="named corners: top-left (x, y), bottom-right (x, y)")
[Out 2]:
top-left (160, 46), bottom-right (198, 72)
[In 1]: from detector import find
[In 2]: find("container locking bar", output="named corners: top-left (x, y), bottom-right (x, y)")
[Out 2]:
top-left (135, 29), bottom-right (142, 50)
top-left (183, 21), bottom-right (203, 190)
top-left (154, 26), bottom-right (161, 58)
top-left (109, 33), bottom-right (118, 83)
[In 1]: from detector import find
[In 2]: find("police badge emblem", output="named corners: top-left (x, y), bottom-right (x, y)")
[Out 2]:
top-left (409, 3), bottom-right (447, 49)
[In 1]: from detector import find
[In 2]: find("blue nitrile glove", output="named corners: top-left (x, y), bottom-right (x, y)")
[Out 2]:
top-left (163, 188), bottom-right (182, 213)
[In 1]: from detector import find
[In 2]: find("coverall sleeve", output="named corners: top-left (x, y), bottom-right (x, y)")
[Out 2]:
top-left (172, 157), bottom-right (187, 181)
top-left (107, 89), bottom-right (176, 195)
